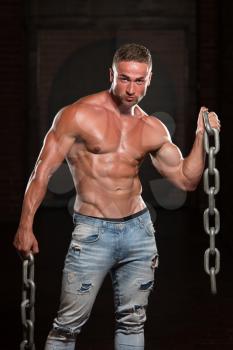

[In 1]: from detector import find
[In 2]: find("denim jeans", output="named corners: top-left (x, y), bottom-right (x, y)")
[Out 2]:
top-left (44, 208), bottom-right (158, 350)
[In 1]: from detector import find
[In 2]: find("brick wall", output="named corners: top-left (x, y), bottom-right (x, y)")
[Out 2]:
top-left (0, 1), bottom-right (26, 221)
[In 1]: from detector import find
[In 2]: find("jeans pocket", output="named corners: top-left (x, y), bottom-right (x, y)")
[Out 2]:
top-left (72, 223), bottom-right (100, 243)
top-left (145, 221), bottom-right (155, 237)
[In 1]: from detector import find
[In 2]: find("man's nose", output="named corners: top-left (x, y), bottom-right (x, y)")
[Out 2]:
top-left (126, 82), bottom-right (135, 95)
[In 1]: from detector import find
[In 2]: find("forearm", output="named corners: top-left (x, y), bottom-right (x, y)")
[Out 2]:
top-left (182, 131), bottom-right (205, 190)
top-left (19, 173), bottom-right (49, 231)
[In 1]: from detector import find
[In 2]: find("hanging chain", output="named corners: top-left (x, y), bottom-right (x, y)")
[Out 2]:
top-left (20, 253), bottom-right (36, 350)
top-left (203, 111), bottom-right (220, 295)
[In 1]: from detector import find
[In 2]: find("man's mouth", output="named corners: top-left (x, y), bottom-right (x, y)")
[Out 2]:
top-left (125, 96), bottom-right (135, 102)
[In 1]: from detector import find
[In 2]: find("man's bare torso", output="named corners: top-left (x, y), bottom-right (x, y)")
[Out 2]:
top-left (66, 91), bottom-right (161, 218)
top-left (13, 56), bottom-right (217, 256)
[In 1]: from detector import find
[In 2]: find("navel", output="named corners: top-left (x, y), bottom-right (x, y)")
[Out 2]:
top-left (93, 146), bottom-right (101, 154)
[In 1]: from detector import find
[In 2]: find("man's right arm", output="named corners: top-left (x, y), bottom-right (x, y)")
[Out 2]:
top-left (13, 105), bottom-right (79, 256)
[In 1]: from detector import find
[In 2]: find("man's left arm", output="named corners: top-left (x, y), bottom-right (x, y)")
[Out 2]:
top-left (150, 106), bottom-right (221, 191)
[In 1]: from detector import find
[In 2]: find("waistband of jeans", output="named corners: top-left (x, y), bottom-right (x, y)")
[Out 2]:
top-left (73, 207), bottom-right (149, 224)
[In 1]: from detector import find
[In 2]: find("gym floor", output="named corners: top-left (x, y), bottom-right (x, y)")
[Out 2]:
top-left (2, 206), bottom-right (233, 350)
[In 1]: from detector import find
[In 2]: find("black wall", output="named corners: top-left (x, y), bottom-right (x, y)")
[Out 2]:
top-left (1, 1), bottom-right (233, 349)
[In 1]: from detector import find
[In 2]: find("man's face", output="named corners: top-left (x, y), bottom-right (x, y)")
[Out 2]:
top-left (110, 60), bottom-right (152, 107)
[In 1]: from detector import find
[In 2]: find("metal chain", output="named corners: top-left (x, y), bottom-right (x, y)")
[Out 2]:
top-left (203, 111), bottom-right (220, 294)
top-left (20, 253), bottom-right (36, 350)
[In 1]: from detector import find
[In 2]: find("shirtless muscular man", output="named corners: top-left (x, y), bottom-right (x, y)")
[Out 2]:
top-left (14, 43), bottom-right (220, 350)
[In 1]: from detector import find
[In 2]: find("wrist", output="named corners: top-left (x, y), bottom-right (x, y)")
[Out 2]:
top-left (19, 222), bottom-right (33, 232)
top-left (195, 128), bottom-right (205, 136)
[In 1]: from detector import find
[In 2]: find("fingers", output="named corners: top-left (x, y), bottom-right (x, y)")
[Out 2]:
top-left (200, 106), bottom-right (208, 113)
top-left (32, 240), bottom-right (39, 254)
top-left (207, 111), bottom-right (221, 131)
top-left (13, 232), bottom-right (39, 257)
top-left (15, 244), bottom-right (33, 258)
top-left (199, 106), bottom-right (221, 132)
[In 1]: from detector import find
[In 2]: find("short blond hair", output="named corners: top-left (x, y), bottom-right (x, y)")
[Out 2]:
top-left (112, 43), bottom-right (152, 69)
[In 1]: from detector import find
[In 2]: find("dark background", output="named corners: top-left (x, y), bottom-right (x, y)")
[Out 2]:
top-left (1, 1), bottom-right (233, 349)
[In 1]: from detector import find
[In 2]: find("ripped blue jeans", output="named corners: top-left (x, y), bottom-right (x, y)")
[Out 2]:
top-left (44, 208), bottom-right (158, 350)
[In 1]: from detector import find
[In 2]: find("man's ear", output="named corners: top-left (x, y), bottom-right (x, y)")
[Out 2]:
top-left (109, 67), bottom-right (113, 83)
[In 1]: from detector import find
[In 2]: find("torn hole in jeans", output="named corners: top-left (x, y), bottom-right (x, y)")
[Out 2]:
top-left (151, 254), bottom-right (159, 269)
top-left (49, 328), bottom-right (76, 340)
top-left (71, 242), bottom-right (81, 252)
top-left (77, 282), bottom-right (92, 294)
top-left (139, 280), bottom-right (154, 291)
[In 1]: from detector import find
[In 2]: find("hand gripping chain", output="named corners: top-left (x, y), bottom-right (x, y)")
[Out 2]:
top-left (20, 253), bottom-right (36, 350)
top-left (203, 111), bottom-right (220, 295)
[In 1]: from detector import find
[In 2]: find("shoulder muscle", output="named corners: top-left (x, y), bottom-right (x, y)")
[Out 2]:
top-left (144, 115), bottom-right (172, 152)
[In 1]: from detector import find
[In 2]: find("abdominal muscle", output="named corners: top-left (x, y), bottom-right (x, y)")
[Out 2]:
top-left (68, 153), bottom-right (146, 218)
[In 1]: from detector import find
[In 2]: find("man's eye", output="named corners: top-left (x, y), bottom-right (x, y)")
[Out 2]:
top-left (136, 80), bottom-right (144, 85)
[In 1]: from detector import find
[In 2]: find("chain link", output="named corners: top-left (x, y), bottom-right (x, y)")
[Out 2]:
top-left (20, 253), bottom-right (36, 350)
top-left (203, 111), bottom-right (220, 295)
